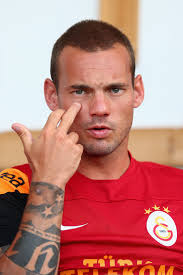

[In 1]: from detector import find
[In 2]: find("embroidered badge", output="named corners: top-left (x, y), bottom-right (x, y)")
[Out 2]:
top-left (145, 205), bottom-right (177, 247)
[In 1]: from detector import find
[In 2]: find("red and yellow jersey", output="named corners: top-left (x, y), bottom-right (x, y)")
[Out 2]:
top-left (1, 156), bottom-right (183, 274)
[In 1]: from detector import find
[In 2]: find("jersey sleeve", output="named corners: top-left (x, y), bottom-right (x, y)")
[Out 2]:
top-left (0, 168), bottom-right (30, 246)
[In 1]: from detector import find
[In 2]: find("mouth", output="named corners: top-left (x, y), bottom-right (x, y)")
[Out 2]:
top-left (87, 125), bottom-right (112, 139)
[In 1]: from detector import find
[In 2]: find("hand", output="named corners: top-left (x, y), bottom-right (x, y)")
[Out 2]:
top-left (12, 103), bottom-right (83, 188)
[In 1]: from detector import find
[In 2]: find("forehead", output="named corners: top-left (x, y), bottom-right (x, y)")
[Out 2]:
top-left (57, 44), bottom-right (131, 84)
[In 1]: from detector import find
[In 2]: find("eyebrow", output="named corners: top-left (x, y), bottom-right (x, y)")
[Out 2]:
top-left (69, 84), bottom-right (91, 90)
top-left (68, 82), bottom-right (129, 90)
top-left (106, 83), bottom-right (129, 89)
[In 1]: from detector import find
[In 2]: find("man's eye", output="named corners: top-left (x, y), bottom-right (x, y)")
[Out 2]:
top-left (111, 88), bottom-right (122, 94)
top-left (73, 90), bottom-right (85, 95)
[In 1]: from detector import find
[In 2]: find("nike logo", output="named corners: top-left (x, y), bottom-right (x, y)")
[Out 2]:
top-left (61, 223), bottom-right (88, 231)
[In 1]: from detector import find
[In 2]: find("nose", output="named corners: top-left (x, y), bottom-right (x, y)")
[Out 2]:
top-left (89, 91), bottom-right (110, 117)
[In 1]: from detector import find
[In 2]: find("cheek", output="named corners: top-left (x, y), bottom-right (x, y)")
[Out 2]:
top-left (76, 110), bottom-right (86, 127)
top-left (57, 97), bottom-right (70, 109)
top-left (68, 108), bottom-right (86, 133)
top-left (114, 97), bottom-right (133, 117)
top-left (58, 93), bottom-right (87, 111)
top-left (57, 91), bottom-right (76, 109)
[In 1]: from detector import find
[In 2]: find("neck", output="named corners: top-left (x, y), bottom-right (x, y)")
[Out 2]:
top-left (78, 141), bottom-right (130, 180)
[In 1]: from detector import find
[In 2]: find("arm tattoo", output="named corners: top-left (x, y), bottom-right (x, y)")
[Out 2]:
top-left (5, 182), bottom-right (65, 275)
top-left (26, 182), bottom-right (64, 218)
top-left (0, 245), bottom-right (10, 257)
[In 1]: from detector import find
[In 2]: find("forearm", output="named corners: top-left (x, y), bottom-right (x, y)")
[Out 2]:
top-left (0, 181), bottom-right (64, 275)
top-left (2, 103), bottom-right (83, 274)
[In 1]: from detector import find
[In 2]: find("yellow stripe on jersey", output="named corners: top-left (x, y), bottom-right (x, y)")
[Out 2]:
top-left (0, 168), bottom-right (30, 194)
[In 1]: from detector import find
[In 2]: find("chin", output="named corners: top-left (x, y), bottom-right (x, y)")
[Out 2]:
top-left (82, 141), bottom-right (119, 156)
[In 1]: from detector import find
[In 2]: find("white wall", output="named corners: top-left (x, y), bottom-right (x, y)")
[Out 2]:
top-left (1, 0), bottom-right (183, 132)
top-left (0, 0), bottom-right (99, 132)
top-left (134, 0), bottom-right (183, 128)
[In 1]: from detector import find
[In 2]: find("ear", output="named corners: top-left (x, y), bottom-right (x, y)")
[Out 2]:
top-left (44, 78), bottom-right (59, 111)
top-left (133, 74), bottom-right (144, 108)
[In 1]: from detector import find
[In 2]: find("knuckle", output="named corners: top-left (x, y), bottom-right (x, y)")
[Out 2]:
top-left (67, 132), bottom-right (78, 142)
top-left (68, 137), bottom-right (75, 146)
top-left (71, 132), bottom-right (79, 139)
top-left (76, 144), bottom-right (83, 153)
top-left (74, 132), bottom-right (79, 139)
top-left (56, 132), bottom-right (65, 142)
top-left (56, 108), bottom-right (65, 117)
top-left (19, 131), bottom-right (26, 138)
top-left (61, 113), bottom-right (69, 124)
top-left (42, 129), bottom-right (50, 139)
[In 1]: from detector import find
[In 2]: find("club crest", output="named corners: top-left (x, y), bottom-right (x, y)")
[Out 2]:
top-left (145, 206), bottom-right (177, 247)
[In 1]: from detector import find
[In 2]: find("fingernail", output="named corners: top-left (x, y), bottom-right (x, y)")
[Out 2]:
top-left (12, 124), bottom-right (21, 134)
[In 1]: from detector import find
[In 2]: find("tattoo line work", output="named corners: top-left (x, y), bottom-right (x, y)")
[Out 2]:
top-left (0, 244), bottom-right (10, 257)
top-left (5, 181), bottom-right (64, 275)
top-left (26, 182), bottom-right (65, 219)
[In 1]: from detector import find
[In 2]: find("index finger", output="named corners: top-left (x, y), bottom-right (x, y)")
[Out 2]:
top-left (58, 103), bottom-right (81, 133)
top-left (43, 108), bottom-right (66, 132)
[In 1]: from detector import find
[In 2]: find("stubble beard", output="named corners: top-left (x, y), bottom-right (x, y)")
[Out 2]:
top-left (70, 111), bottom-right (134, 157)
top-left (80, 122), bottom-right (132, 157)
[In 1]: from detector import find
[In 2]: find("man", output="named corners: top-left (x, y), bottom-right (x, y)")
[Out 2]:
top-left (0, 20), bottom-right (182, 274)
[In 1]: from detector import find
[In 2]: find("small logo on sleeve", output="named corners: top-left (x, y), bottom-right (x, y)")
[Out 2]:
top-left (145, 206), bottom-right (177, 247)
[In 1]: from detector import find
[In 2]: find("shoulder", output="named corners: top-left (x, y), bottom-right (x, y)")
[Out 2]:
top-left (136, 159), bottom-right (183, 176)
top-left (13, 163), bottom-right (32, 184)
top-left (134, 159), bottom-right (183, 198)
top-left (0, 164), bottom-right (31, 246)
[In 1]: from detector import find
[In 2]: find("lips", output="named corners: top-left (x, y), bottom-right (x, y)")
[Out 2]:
top-left (87, 125), bottom-right (112, 138)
